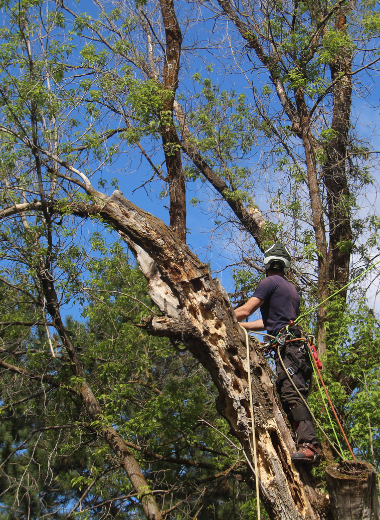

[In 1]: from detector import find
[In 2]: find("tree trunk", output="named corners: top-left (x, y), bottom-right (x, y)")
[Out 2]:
top-left (326, 461), bottom-right (380, 520)
top-left (159, 0), bottom-right (187, 243)
top-left (99, 190), bottom-right (323, 520)
top-left (324, 11), bottom-right (353, 293)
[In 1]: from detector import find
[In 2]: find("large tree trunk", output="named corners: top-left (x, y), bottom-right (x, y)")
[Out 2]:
top-left (97, 190), bottom-right (324, 520)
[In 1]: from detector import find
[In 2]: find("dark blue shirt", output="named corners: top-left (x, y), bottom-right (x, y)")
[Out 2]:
top-left (252, 275), bottom-right (300, 336)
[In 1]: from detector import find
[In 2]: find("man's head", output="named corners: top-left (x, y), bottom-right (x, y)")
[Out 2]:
top-left (263, 243), bottom-right (291, 274)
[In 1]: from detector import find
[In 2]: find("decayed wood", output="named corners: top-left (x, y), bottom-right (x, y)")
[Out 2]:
top-left (100, 190), bottom-right (323, 520)
top-left (326, 461), bottom-right (380, 520)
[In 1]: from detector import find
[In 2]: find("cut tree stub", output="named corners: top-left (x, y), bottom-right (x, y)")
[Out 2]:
top-left (326, 460), bottom-right (380, 520)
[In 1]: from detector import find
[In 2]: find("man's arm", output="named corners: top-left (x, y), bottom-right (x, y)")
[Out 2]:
top-left (234, 296), bottom-right (263, 322)
top-left (239, 319), bottom-right (265, 331)
top-left (235, 297), bottom-right (265, 331)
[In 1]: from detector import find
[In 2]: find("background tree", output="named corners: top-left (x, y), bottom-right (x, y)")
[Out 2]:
top-left (196, 0), bottom-right (380, 351)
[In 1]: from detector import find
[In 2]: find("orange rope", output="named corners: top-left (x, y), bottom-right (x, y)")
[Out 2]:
top-left (306, 341), bottom-right (356, 460)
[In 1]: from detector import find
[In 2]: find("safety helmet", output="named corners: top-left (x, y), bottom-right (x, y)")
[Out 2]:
top-left (263, 243), bottom-right (291, 273)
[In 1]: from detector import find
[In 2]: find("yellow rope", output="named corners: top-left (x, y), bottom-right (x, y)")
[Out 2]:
top-left (240, 325), bottom-right (260, 520)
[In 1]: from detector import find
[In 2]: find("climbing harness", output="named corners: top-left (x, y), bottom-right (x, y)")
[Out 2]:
top-left (240, 325), bottom-right (261, 520)
top-left (275, 339), bottom-right (346, 460)
top-left (250, 325), bottom-right (349, 459)
top-left (243, 325), bottom-right (346, 476)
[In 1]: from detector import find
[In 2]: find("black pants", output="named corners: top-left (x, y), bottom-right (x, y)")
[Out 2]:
top-left (275, 341), bottom-right (318, 445)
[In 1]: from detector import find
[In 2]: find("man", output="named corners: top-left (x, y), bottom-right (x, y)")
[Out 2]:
top-left (235, 243), bottom-right (321, 464)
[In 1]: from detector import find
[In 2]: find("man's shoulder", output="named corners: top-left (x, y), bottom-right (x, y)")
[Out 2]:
top-left (255, 275), bottom-right (298, 294)
top-left (257, 274), bottom-right (287, 287)
top-left (253, 276), bottom-right (277, 298)
top-left (275, 276), bottom-right (299, 292)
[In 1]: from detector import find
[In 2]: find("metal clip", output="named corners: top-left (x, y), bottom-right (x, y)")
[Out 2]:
top-left (287, 366), bottom-right (296, 377)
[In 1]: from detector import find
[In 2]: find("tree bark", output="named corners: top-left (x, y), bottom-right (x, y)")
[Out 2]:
top-left (293, 87), bottom-right (330, 354)
top-left (326, 461), bottom-right (380, 520)
top-left (323, 11), bottom-right (353, 292)
top-left (159, 0), bottom-right (186, 242)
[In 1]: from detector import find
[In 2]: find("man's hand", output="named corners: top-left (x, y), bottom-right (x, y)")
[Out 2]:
top-left (239, 319), bottom-right (265, 331)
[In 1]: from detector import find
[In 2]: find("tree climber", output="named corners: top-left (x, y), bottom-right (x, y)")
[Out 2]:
top-left (234, 243), bottom-right (321, 464)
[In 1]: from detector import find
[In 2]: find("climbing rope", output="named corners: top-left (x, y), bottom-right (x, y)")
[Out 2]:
top-left (240, 325), bottom-right (261, 520)
top-left (290, 260), bottom-right (380, 457)
top-left (276, 343), bottom-right (346, 460)
top-left (310, 358), bottom-right (344, 454)
top-left (306, 340), bottom-right (356, 459)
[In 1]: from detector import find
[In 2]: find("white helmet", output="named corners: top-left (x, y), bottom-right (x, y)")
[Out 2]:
top-left (263, 243), bottom-right (291, 273)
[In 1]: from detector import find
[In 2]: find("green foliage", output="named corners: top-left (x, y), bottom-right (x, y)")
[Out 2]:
top-left (0, 239), bottom-right (258, 518)
top-left (232, 268), bottom-right (263, 301)
top-left (307, 294), bottom-right (380, 469)
top-left (238, 498), bottom-right (270, 520)
top-left (318, 29), bottom-right (355, 64)
top-left (187, 73), bottom-right (259, 205)
top-left (124, 78), bottom-right (174, 140)
top-left (285, 66), bottom-right (308, 89)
